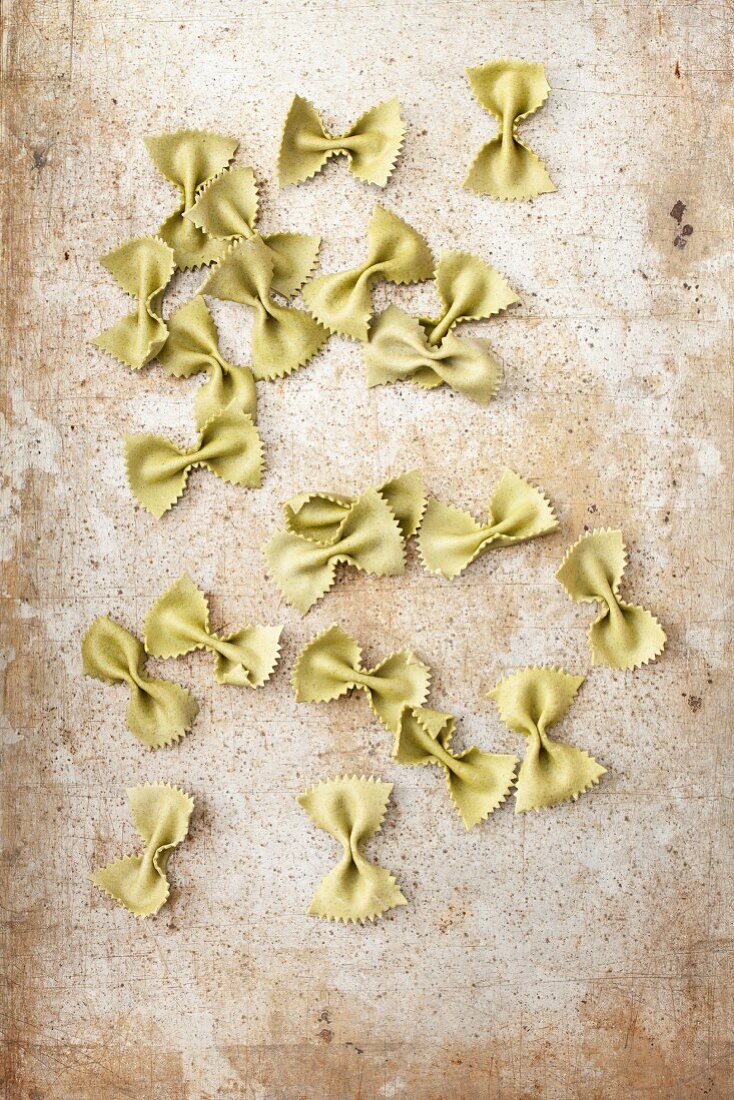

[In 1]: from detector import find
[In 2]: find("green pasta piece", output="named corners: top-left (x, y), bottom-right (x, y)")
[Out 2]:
top-left (393, 707), bottom-right (518, 828)
top-left (292, 624), bottom-right (430, 734)
top-left (91, 783), bottom-right (194, 916)
top-left (556, 529), bottom-right (666, 670)
top-left (464, 59), bottom-right (556, 200)
top-left (418, 469), bottom-right (557, 578)
top-left (278, 96), bottom-right (405, 187)
top-left (298, 776), bottom-right (407, 923)
top-left (143, 573), bottom-right (282, 688)
top-left (82, 615), bottom-right (198, 750)
top-left (302, 205), bottom-right (434, 341)
top-left (91, 236), bottom-right (175, 369)
top-left (488, 666), bottom-right (605, 812)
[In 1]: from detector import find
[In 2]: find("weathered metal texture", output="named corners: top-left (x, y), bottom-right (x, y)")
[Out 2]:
top-left (1, 1), bottom-right (732, 1096)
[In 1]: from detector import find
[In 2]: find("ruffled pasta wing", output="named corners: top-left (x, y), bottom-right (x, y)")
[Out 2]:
top-left (423, 250), bottom-right (519, 343)
top-left (283, 491), bottom-right (356, 543)
top-left (489, 665), bottom-right (584, 735)
top-left (186, 166), bottom-right (259, 239)
top-left (514, 739), bottom-right (606, 813)
top-left (278, 96), bottom-right (332, 186)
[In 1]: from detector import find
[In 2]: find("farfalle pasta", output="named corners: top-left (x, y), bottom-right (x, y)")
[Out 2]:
top-left (278, 96), bottom-right (405, 187)
top-left (556, 529), bottom-right (666, 670)
top-left (144, 129), bottom-right (238, 269)
top-left (366, 250), bottom-right (518, 404)
top-left (143, 573), bottom-right (282, 687)
top-left (488, 666), bottom-right (605, 812)
top-left (82, 615), bottom-right (199, 749)
top-left (393, 707), bottom-right (517, 829)
top-left (200, 235), bottom-right (328, 378)
top-left (124, 404), bottom-right (263, 518)
top-left (91, 783), bottom-right (194, 917)
top-left (283, 469), bottom-right (425, 543)
top-left (293, 624), bottom-right (430, 733)
top-left (91, 236), bottom-right (175, 369)
top-left (464, 60), bottom-right (556, 200)
top-left (298, 775), bottom-right (407, 923)
top-left (302, 205), bottom-right (434, 340)
top-left (418, 469), bottom-right (557, 578)
top-left (186, 167), bottom-right (322, 298)
top-left (265, 470), bottom-right (425, 613)
top-left (157, 296), bottom-right (257, 429)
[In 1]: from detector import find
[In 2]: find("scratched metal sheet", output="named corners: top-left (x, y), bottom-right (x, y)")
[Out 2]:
top-left (1, 1), bottom-right (732, 1096)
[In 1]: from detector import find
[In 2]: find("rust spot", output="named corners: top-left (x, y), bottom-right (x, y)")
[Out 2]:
top-left (670, 201), bottom-right (693, 248)
top-left (318, 1028), bottom-right (334, 1043)
top-left (31, 146), bottom-right (49, 170)
top-left (687, 695), bottom-right (702, 713)
top-left (670, 200), bottom-right (686, 224)
top-left (674, 59), bottom-right (681, 78)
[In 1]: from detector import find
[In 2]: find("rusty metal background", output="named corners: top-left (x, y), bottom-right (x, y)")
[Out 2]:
top-left (1, 1), bottom-right (732, 1096)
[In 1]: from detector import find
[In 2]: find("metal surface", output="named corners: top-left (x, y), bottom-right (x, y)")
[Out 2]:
top-left (1, 1), bottom-right (732, 1096)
